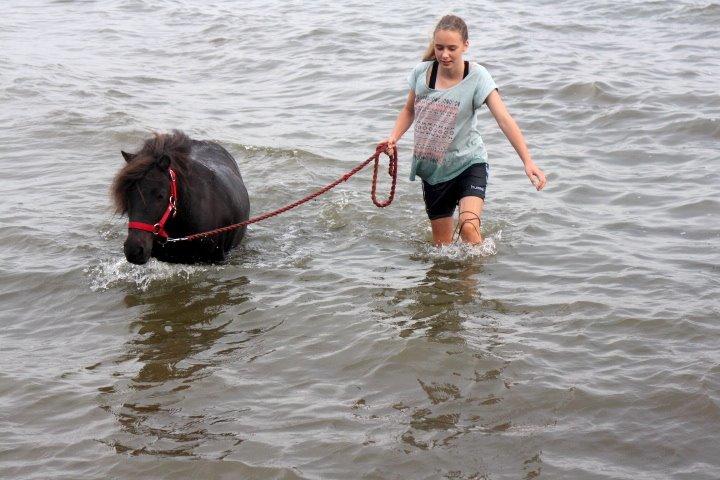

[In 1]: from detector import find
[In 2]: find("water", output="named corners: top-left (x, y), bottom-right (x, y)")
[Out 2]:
top-left (1, 1), bottom-right (719, 478)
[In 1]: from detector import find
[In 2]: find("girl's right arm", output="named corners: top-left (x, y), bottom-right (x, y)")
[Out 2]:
top-left (381, 90), bottom-right (416, 154)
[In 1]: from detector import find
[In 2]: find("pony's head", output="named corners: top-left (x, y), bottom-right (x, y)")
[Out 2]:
top-left (111, 131), bottom-right (190, 264)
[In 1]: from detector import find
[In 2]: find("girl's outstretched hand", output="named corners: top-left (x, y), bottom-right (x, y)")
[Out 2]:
top-left (525, 162), bottom-right (547, 191)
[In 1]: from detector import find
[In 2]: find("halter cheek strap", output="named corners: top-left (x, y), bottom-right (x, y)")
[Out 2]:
top-left (127, 168), bottom-right (178, 239)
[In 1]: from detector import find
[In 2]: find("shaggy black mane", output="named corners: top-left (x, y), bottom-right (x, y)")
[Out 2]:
top-left (111, 130), bottom-right (192, 214)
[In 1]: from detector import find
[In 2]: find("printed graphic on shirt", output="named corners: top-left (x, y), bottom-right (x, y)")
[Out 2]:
top-left (413, 96), bottom-right (461, 164)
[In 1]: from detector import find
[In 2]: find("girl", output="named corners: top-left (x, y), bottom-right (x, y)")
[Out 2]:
top-left (381, 14), bottom-right (547, 245)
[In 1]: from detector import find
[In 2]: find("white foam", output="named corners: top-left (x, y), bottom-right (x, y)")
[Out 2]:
top-left (421, 230), bottom-right (502, 261)
top-left (85, 257), bottom-right (209, 292)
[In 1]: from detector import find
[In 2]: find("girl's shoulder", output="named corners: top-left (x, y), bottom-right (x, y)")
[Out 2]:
top-left (468, 61), bottom-right (492, 76)
top-left (410, 60), bottom-right (434, 74)
top-left (407, 60), bottom-right (434, 88)
top-left (468, 62), bottom-right (496, 89)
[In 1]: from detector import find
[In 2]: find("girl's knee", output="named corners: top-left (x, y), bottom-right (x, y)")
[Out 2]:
top-left (459, 218), bottom-right (482, 243)
top-left (460, 220), bottom-right (478, 235)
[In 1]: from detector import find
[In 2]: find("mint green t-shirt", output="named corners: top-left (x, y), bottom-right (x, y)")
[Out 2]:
top-left (407, 61), bottom-right (497, 184)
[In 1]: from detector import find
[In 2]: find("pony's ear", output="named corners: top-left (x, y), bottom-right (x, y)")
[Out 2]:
top-left (121, 151), bottom-right (136, 163)
top-left (157, 153), bottom-right (171, 169)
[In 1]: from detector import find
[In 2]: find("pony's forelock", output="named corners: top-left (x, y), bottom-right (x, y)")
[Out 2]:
top-left (111, 130), bottom-right (191, 214)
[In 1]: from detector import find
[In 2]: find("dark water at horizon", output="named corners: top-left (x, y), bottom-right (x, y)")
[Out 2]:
top-left (1, 1), bottom-right (719, 479)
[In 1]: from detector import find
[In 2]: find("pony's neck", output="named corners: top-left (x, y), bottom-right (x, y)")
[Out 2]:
top-left (172, 160), bottom-right (207, 216)
top-left (173, 168), bottom-right (191, 211)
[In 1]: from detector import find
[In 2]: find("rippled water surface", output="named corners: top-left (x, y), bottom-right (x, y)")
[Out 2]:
top-left (1, 1), bottom-right (719, 479)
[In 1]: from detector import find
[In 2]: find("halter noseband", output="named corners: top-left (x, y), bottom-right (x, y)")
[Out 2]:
top-left (127, 168), bottom-right (178, 240)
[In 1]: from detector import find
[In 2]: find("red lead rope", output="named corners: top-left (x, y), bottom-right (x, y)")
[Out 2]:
top-left (165, 143), bottom-right (397, 244)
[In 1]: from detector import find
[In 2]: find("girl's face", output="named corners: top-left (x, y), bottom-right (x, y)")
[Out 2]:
top-left (433, 29), bottom-right (468, 68)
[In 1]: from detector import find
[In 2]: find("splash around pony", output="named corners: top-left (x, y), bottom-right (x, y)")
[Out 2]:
top-left (111, 130), bottom-right (250, 264)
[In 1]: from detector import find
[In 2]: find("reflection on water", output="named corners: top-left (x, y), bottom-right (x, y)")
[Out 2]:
top-left (97, 276), bottom-right (262, 458)
top-left (124, 286), bottom-right (240, 388)
top-left (377, 258), bottom-right (544, 478)
top-left (387, 259), bottom-right (484, 343)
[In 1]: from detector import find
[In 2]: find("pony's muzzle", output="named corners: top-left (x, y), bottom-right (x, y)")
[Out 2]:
top-left (124, 230), bottom-right (153, 265)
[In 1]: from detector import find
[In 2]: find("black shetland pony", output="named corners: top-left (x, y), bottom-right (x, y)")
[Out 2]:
top-left (112, 131), bottom-right (250, 264)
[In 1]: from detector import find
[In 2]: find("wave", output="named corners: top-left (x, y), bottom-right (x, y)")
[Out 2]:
top-left (413, 231), bottom-right (501, 261)
top-left (85, 257), bottom-right (212, 292)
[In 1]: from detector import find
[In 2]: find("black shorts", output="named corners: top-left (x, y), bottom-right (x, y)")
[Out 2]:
top-left (421, 163), bottom-right (489, 220)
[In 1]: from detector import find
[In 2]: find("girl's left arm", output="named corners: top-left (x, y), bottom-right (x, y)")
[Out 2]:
top-left (485, 90), bottom-right (547, 191)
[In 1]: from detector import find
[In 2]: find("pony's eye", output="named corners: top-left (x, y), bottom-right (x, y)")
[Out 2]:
top-left (149, 188), bottom-right (164, 200)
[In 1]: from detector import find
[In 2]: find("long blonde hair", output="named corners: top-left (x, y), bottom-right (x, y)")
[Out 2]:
top-left (422, 15), bottom-right (469, 61)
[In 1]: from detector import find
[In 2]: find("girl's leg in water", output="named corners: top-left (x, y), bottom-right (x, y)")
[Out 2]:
top-left (430, 216), bottom-right (454, 246)
top-left (429, 196), bottom-right (484, 245)
top-left (458, 196), bottom-right (485, 244)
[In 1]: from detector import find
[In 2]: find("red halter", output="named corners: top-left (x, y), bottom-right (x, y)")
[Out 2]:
top-left (127, 168), bottom-right (178, 240)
